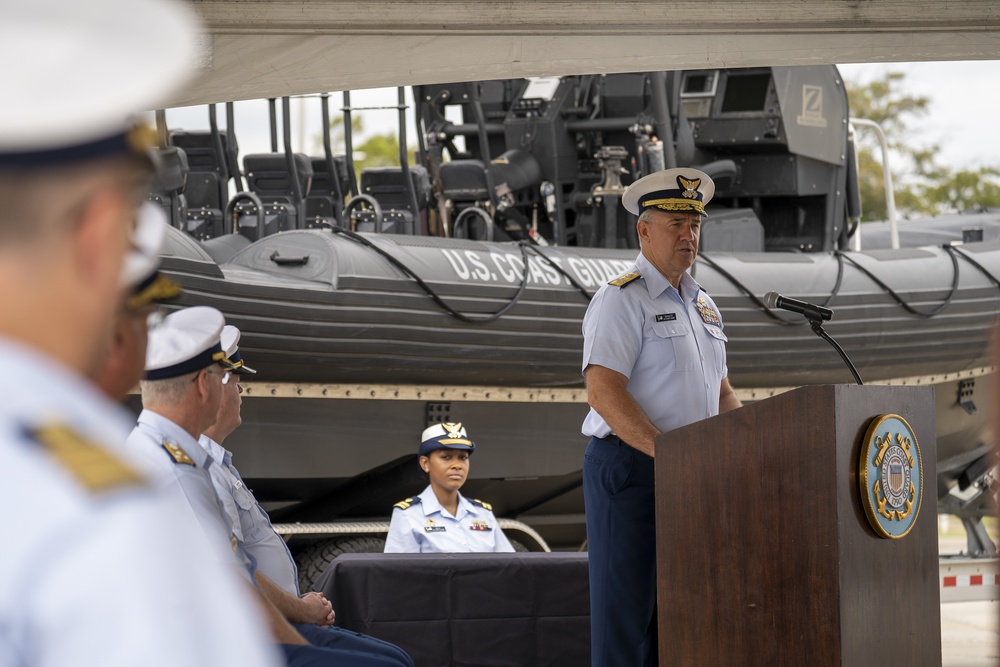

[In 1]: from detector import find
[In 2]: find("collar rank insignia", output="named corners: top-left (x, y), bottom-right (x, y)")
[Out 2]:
top-left (859, 414), bottom-right (923, 539)
top-left (695, 298), bottom-right (722, 327)
top-left (162, 441), bottom-right (195, 466)
top-left (424, 518), bottom-right (446, 533)
top-left (469, 519), bottom-right (492, 532)
top-left (608, 271), bottom-right (641, 288)
top-left (28, 424), bottom-right (145, 493)
top-left (678, 175), bottom-right (701, 200)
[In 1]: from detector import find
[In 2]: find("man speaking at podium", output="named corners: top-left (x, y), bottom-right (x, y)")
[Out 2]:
top-left (581, 168), bottom-right (742, 666)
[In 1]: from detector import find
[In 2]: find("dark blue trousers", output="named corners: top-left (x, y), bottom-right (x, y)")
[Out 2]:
top-left (282, 623), bottom-right (414, 667)
top-left (583, 435), bottom-right (658, 667)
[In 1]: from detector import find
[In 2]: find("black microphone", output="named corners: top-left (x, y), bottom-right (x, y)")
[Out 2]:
top-left (763, 291), bottom-right (834, 322)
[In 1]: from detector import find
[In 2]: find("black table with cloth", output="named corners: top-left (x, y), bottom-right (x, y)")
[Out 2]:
top-left (313, 552), bottom-right (590, 667)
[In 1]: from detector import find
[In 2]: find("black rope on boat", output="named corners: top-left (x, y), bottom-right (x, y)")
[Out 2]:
top-left (696, 253), bottom-right (808, 325)
top-left (521, 245), bottom-right (594, 300)
top-left (834, 249), bottom-right (961, 318)
top-left (944, 244), bottom-right (1000, 290)
top-left (329, 227), bottom-right (531, 324)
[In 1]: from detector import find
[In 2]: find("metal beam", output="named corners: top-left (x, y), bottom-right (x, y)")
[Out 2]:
top-left (172, 0), bottom-right (1000, 106)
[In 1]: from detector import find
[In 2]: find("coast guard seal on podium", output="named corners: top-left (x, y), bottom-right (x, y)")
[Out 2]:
top-left (859, 413), bottom-right (924, 539)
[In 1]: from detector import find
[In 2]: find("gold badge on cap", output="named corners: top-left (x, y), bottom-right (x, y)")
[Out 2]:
top-left (678, 175), bottom-right (701, 199)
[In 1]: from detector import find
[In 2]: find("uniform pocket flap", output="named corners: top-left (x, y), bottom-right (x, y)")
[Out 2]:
top-left (652, 320), bottom-right (689, 338)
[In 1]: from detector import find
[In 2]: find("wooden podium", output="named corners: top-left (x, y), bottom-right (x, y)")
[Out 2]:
top-left (654, 384), bottom-right (940, 666)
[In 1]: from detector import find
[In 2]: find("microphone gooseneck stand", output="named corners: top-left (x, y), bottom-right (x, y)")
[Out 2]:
top-left (808, 317), bottom-right (864, 386)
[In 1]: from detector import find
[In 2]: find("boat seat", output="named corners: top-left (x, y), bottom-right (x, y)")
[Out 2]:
top-left (200, 232), bottom-right (252, 265)
top-left (147, 146), bottom-right (189, 230)
top-left (244, 154), bottom-right (314, 201)
top-left (305, 155), bottom-right (350, 228)
top-left (698, 159), bottom-right (739, 192)
top-left (438, 159), bottom-right (489, 202)
top-left (241, 153), bottom-right (314, 237)
top-left (169, 130), bottom-right (237, 241)
top-left (356, 165), bottom-right (431, 235)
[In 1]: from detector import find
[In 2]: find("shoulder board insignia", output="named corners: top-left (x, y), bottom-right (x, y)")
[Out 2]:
top-left (27, 424), bottom-right (145, 493)
top-left (608, 271), bottom-right (641, 288)
top-left (394, 497), bottom-right (421, 510)
top-left (471, 498), bottom-right (493, 511)
top-left (161, 441), bottom-right (195, 466)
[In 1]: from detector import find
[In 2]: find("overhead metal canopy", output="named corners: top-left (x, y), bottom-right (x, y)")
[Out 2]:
top-left (174, 0), bottom-right (1000, 107)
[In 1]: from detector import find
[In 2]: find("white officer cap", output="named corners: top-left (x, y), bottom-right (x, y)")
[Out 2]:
top-left (621, 167), bottom-right (715, 216)
top-left (419, 422), bottom-right (476, 457)
top-left (121, 204), bottom-right (182, 310)
top-left (145, 306), bottom-right (237, 380)
top-left (0, 0), bottom-right (200, 165)
top-left (121, 203), bottom-right (168, 288)
top-left (220, 325), bottom-right (257, 375)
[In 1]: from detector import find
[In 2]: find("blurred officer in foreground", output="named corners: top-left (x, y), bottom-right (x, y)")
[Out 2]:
top-left (581, 168), bottom-right (742, 666)
top-left (0, 1), bottom-right (282, 665)
top-left (199, 327), bottom-right (415, 666)
top-left (385, 423), bottom-right (515, 553)
top-left (95, 202), bottom-right (182, 401)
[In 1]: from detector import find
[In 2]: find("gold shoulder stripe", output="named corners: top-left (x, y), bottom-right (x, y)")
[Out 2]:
top-left (30, 424), bottom-right (145, 492)
top-left (472, 498), bottom-right (493, 511)
top-left (162, 441), bottom-right (195, 466)
top-left (608, 271), bottom-right (641, 288)
top-left (394, 497), bottom-right (420, 510)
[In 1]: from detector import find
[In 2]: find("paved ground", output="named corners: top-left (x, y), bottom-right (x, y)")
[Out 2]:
top-left (942, 600), bottom-right (998, 666)
top-left (940, 532), bottom-right (998, 666)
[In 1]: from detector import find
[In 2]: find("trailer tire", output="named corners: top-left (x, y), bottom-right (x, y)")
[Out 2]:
top-left (508, 538), bottom-right (530, 553)
top-left (296, 536), bottom-right (386, 593)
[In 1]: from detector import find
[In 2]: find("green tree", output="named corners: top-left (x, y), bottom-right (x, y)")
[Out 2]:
top-left (314, 116), bottom-right (414, 185)
top-left (845, 71), bottom-right (936, 220)
top-left (845, 70), bottom-right (1000, 220)
top-left (920, 167), bottom-right (1000, 212)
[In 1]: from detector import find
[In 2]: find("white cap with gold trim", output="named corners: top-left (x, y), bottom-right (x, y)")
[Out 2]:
top-left (0, 0), bottom-right (200, 164)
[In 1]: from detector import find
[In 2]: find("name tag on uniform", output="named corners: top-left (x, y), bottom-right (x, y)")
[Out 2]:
top-left (655, 313), bottom-right (677, 322)
top-left (424, 526), bottom-right (446, 533)
top-left (469, 520), bottom-right (492, 532)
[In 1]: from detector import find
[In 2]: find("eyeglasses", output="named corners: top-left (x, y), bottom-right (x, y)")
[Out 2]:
top-left (194, 368), bottom-right (231, 385)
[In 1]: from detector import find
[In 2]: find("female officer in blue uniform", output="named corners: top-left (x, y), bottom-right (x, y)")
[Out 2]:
top-left (384, 423), bottom-right (514, 553)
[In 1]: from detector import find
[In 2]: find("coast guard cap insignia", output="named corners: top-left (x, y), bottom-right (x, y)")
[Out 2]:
top-left (859, 414), bottom-right (923, 539)
top-left (678, 175), bottom-right (701, 199)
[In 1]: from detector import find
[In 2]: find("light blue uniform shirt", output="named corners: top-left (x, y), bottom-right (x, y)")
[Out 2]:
top-left (128, 410), bottom-right (258, 583)
top-left (0, 340), bottom-right (280, 667)
top-left (582, 252), bottom-right (729, 438)
top-left (384, 485), bottom-right (515, 553)
top-left (199, 435), bottom-right (301, 595)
